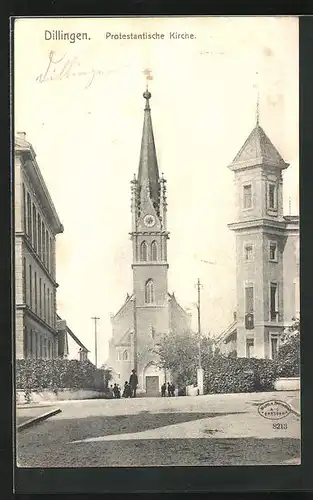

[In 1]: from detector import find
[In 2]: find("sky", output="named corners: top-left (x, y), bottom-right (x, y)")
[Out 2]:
top-left (14, 16), bottom-right (299, 365)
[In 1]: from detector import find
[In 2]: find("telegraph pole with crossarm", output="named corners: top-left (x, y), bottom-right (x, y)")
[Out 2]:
top-left (91, 316), bottom-right (100, 368)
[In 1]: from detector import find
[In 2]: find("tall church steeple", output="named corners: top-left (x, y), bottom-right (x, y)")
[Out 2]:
top-left (130, 89), bottom-right (169, 305)
top-left (131, 89), bottom-right (168, 237)
top-left (137, 89), bottom-right (160, 213)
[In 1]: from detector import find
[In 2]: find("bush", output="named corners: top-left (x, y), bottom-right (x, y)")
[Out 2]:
top-left (16, 358), bottom-right (97, 393)
top-left (275, 331), bottom-right (300, 377)
top-left (203, 355), bottom-right (277, 394)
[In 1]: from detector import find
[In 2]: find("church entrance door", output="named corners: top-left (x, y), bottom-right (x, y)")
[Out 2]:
top-left (146, 376), bottom-right (159, 396)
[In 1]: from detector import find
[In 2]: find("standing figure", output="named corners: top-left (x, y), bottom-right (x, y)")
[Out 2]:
top-left (113, 383), bottom-right (120, 398)
top-left (170, 382), bottom-right (176, 397)
top-left (129, 369), bottom-right (138, 398)
top-left (122, 381), bottom-right (131, 398)
top-left (161, 382), bottom-right (166, 397)
top-left (167, 382), bottom-right (171, 397)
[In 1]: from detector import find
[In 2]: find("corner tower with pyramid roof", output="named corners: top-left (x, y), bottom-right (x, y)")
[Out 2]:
top-left (105, 89), bottom-right (191, 394)
top-left (223, 120), bottom-right (299, 359)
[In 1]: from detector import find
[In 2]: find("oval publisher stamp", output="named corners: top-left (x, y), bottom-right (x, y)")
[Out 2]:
top-left (258, 400), bottom-right (292, 420)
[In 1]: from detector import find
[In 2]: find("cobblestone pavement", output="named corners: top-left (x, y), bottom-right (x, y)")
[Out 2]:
top-left (16, 391), bottom-right (300, 467)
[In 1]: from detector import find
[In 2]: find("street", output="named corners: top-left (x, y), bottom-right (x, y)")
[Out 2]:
top-left (17, 391), bottom-right (300, 467)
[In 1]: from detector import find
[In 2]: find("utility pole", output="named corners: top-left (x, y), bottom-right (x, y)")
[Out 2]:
top-left (196, 278), bottom-right (202, 369)
top-left (195, 278), bottom-right (204, 395)
top-left (91, 316), bottom-right (100, 368)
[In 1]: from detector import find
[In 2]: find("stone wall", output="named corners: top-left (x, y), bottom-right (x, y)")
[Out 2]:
top-left (16, 388), bottom-right (105, 404)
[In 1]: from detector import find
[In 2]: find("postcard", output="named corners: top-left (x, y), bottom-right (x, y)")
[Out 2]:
top-left (14, 16), bottom-right (300, 472)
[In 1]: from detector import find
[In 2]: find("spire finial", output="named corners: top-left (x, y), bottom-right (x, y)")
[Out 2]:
top-left (143, 88), bottom-right (151, 100)
top-left (143, 68), bottom-right (153, 108)
top-left (255, 71), bottom-right (260, 126)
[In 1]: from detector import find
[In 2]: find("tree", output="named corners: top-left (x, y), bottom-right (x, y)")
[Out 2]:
top-left (154, 330), bottom-right (214, 388)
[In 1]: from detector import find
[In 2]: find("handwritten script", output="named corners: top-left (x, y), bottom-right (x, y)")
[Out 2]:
top-left (36, 51), bottom-right (114, 89)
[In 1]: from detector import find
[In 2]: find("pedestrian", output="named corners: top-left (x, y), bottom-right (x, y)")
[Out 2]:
top-left (167, 382), bottom-right (171, 397)
top-left (161, 382), bottom-right (166, 397)
top-left (129, 369), bottom-right (138, 398)
top-left (113, 383), bottom-right (120, 398)
top-left (170, 382), bottom-right (176, 397)
top-left (122, 381), bottom-right (131, 398)
top-left (107, 385), bottom-right (114, 399)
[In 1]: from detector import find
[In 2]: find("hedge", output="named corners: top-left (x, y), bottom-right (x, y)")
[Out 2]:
top-left (203, 356), bottom-right (277, 394)
top-left (16, 358), bottom-right (97, 393)
top-left (275, 331), bottom-right (300, 377)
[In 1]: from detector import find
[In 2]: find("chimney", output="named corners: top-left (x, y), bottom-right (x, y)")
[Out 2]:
top-left (17, 131), bottom-right (26, 140)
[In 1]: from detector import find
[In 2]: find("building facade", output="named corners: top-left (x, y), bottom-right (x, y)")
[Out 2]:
top-left (15, 132), bottom-right (64, 359)
top-left (105, 90), bottom-right (191, 395)
top-left (216, 121), bottom-right (299, 359)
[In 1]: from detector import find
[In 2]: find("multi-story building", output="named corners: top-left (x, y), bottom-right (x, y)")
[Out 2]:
top-left (14, 132), bottom-right (64, 359)
top-left (216, 119), bottom-right (299, 359)
top-left (105, 90), bottom-right (191, 395)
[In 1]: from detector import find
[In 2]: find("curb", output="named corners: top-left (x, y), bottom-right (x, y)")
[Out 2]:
top-left (289, 404), bottom-right (301, 418)
top-left (16, 404), bottom-right (55, 410)
top-left (17, 408), bottom-right (62, 431)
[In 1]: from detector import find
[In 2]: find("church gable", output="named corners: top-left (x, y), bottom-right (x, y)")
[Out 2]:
top-left (111, 294), bottom-right (134, 346)
top-left (168, 293), bottom-right (191, 333)
top-left (114, 329), bottom-right (132, 347)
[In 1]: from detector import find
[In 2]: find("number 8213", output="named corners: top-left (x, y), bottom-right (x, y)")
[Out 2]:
top-left (273, 423), bottom-right (288, 430)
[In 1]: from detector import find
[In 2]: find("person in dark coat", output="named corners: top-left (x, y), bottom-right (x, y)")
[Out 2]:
top-left (167, 382), bottom-right (171, 397)
top-left (161, 382), bottom-right (166, 397)
top-left (113, 383), bottom-right (121, 398)
top-left (129, 369), bottom-right (138, 398)
top-left (170, 382), bottom-right (176, 397)
top-left (122, 381), bottom-right (131, 398)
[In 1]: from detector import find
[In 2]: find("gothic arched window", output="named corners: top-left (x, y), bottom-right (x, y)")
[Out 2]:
top-left (151, 241), bottom-right (158, 261)
top-left (145, 279), bottom-right (155, 304)
top-left (123, 350), bottom-right (129, 361)
top-left (140, 241), bottom-right (148, 261)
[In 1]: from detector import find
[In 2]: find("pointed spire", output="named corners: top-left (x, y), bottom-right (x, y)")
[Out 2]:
top-left (137, 88), bottom-right (160, 207)
top-left (254, 71), bottom-right (260, 126)
top-left (228, 125), bottom-right (289, 171)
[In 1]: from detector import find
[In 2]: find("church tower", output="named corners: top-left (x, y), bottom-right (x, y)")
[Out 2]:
top-left (106, 89), bottom-right (191, 394)
top-left (130, 89), bottom-right (170, 376)
top-left (227, 114), bottom-right (299, 359)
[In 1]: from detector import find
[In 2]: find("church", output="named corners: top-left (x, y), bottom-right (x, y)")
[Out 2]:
top-left (105, 89), bottom-right (191, 396)
top-left (216, 116), bottom-right (299, 359)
